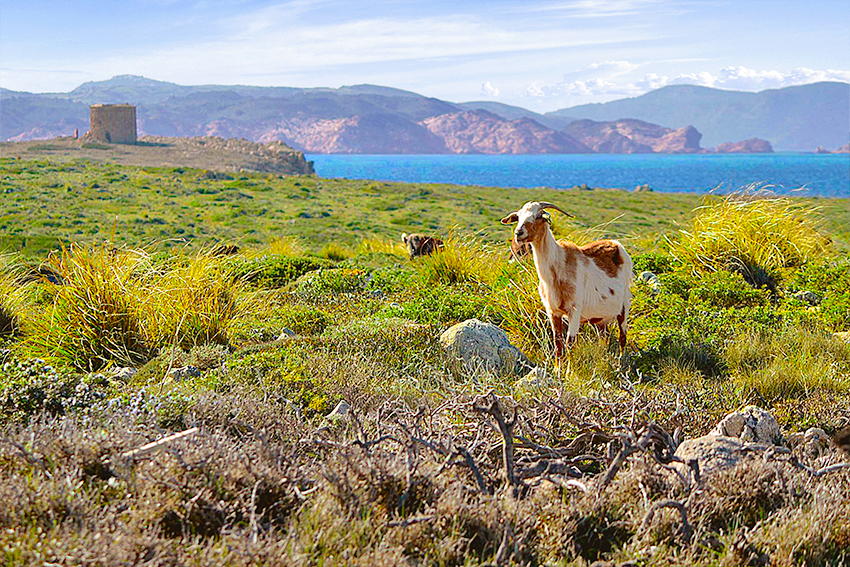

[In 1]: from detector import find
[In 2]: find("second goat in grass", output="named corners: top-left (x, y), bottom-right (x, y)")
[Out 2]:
top-left (501, 201), bottom-right (633, 361)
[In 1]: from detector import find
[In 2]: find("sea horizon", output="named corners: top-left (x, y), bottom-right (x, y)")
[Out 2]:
top-left (309, 152), bottom-right (850, 198)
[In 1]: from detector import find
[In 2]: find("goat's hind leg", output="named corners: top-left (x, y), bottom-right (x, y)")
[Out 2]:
top-left (616, 306), bottom-right (627, 352)
top-left (616, 305), bottom-right (629, 371)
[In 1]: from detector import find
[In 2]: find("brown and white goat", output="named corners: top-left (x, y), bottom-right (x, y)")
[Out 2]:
top-left (401, 232), bottom-right (444, 259)
top-left (501, 201), bottom-right (633, 360)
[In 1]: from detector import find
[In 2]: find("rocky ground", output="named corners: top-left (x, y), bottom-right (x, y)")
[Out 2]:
top-left (0, 136), bottom-right (314, 175)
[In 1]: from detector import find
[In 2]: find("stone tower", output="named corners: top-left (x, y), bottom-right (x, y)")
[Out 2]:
top-left (88, 104), bottom-right (137, 144)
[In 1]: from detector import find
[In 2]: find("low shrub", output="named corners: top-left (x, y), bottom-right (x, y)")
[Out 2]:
top-left (295, 267), bottom-right (369, 298)
top-left (789, 259), bottom-right (850, 330)
top-left (227, 343), bottom-right (333, 418)
top-left (395, 283), bottom-right (495, 326)
top-left (0, 357), bottom-right (107, 423)
top-left (228, 255), bottom-right (332, 288)
top-left (632, 251), bottom-right (676, 274)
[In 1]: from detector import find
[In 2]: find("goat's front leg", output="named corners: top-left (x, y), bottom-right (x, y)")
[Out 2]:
top-left (550, 312), bottom-right (565, 362)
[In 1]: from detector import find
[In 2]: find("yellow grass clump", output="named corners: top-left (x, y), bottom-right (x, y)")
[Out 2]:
top-left (18, 245), bottom-right (242, 370)
top-left (22, 245), bottom-right (150, 370)
top-left (138, 252), bottom-right (241, 350)
top-left (670, 190), bottom-right (833, 278)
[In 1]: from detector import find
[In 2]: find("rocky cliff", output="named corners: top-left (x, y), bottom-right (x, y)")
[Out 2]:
top-left (714, 138), bottom-right (773, 153)
top-left (265, 115), bottom-right (447, 154)
top-left (563, 119), bottom-right (703, 153)
top-left (421, 110), bottom-right (590, 154)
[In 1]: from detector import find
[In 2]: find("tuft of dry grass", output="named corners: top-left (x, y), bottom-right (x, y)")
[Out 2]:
top-left (265, 236), bottom-right (305, 257)
top-left (21, 244), bottom-right (150, 370)
top-left (17, 246), bottom-right (242, 370)
top-left (138, 252), bottom-right (242, 350)
top-left (670, 189), bottom-right (833, 282)
top-left (357, 236), bottom-right (408, 257)
top-left (415, 233), bottom-right (502, 286)
top-left (724, 326), bottom-right (850, 400)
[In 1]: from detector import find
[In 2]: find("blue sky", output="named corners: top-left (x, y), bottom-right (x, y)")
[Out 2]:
top-left (1, 0), bottom-right (848, 111)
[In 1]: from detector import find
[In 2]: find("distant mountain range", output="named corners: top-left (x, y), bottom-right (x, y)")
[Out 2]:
top-left (1, 75), bottom-right (847, 153)
top-left (552, 82), bottom-right (849, 151)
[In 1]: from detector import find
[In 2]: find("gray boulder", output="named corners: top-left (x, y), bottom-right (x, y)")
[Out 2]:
top-left (674, 435), bottom-right (746, 475)
top-left (712, 406), bottom-right (783, 445)
top-left (111, 366), bottom-right (138, 381)
top-left (439, 319), bottom-right (531, 376)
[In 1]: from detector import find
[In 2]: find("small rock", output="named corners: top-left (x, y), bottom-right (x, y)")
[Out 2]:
top-left (637, 271), bottom-right (659, 295)
top-left (515, 366), bottom-right (548, 388)
top-left (111, 367), bottom-right (137, 381)
top-left (637, 271), bottom-right (658, 284)
top-left (792, 290), bottom-right (820, 306)
top-left (674, 435), bottom-right (745, 475)
top-left (277, 328), bottom-right (296, 340)
top-left (439, 318), bottom-right (531, 376)
top-left (833, 331), bottom-right (850, 343)
top-left (788, 427), bottom-right (830, 458)
top-left (325, 400), bottom-right (350, 421)
top-left (167, 366), bottom-right (201, 381)
top-left (712, 406), bottom-right (783, 445)
top-left (368, 289), bottom-right (385, 299)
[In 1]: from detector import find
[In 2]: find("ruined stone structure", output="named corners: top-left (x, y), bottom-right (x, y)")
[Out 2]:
top-left (87, 104), bottom-right (137, 144)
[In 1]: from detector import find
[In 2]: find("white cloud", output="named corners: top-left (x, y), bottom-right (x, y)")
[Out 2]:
top-left (528, 65), bottom-right (850, 102)
top-left (670, 66), bottom-right (850, 90)
top-left (481, 81), bottom-right (500, 97)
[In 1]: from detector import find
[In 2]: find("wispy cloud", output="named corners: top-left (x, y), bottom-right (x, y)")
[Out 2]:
top-left (526, 0), bottom-right (676, 17)
top-left (527, 64), bottom-right (850, 101)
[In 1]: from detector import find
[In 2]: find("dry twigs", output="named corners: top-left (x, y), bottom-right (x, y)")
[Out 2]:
top-left (473, 393), bottom-right (521, 494)
top-left (640, 498), bottom-right (692, 541)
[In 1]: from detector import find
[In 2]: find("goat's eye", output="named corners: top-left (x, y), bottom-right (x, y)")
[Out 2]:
top-left (541, 212), bottom-right (551, 222)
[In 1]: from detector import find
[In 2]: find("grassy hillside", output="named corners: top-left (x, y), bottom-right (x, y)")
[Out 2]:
top-left (1, 157), bottom-right (849, 566)
top-left (0, 157), bottom-right (714, 258)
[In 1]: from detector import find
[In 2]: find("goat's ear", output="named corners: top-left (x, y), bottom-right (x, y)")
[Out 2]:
top-left (401, 232), bottom-right (409, 244)
top-left (500, 213), bottom-right (519, 225)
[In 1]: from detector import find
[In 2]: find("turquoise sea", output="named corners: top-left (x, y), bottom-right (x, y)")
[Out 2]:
top-left (309, 153), bottom-right (850, 198)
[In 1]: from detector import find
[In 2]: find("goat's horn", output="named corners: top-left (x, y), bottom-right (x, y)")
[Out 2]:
top-left (538, 202), bottom-right (574, 217)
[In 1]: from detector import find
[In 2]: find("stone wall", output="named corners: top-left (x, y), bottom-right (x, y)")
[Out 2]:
top-left (88, 104), bottom-right (137, 144)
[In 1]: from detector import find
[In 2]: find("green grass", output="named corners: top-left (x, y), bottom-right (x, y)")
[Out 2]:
top-left (0, 158), bottom-right (849, 566)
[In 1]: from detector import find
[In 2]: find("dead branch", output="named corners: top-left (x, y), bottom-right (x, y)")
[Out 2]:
top-left (486, 525), bottom-right (513, 567)
top-left (516, 458), bottom-right (582, 480)
top-left (640, 499), bottom-right (691, 541)
top-left (790, 457), bottom-right (850, 477)
top-left (456, 446), bottom-right (489, 494)
top-left (387, 515), bottom-right (436, 528)
top-left (249, 479), bottom-right (261, 544)
top-left (115, 427), bottom-right (199, 461)
top-left (473, 393), bottom-right (521, 493)
top-left (598, 422), bottom-right (677, 491)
